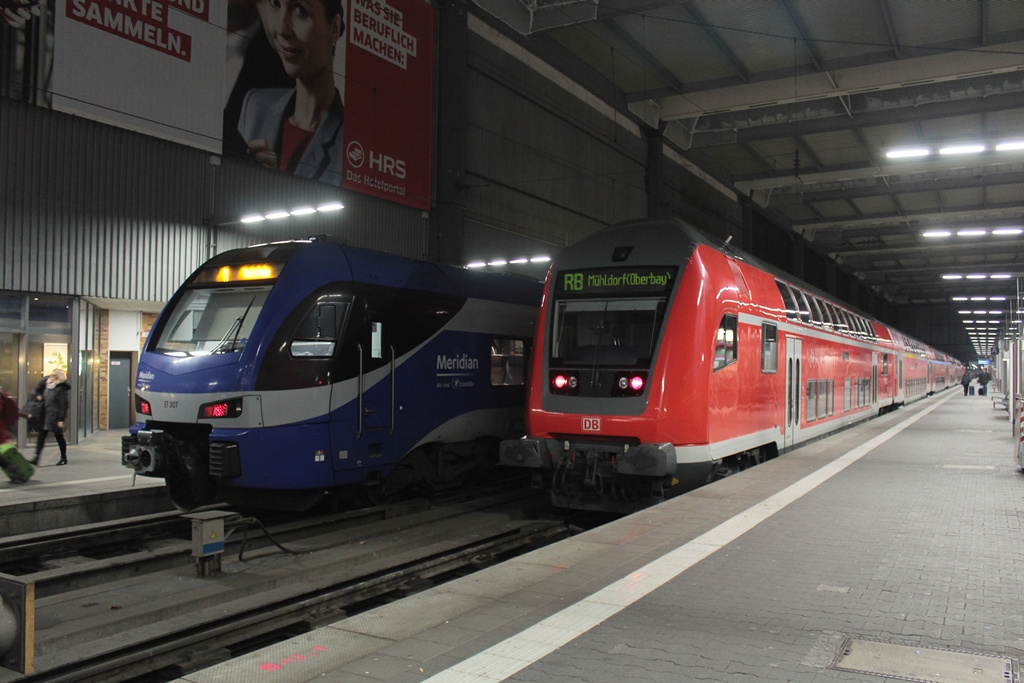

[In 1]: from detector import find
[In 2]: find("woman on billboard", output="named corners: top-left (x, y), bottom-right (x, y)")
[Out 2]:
top-left (237, 0), bottom-right (344, 185)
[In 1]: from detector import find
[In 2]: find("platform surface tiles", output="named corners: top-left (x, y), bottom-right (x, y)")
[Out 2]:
top-left (177, 389), bottom-right (1020, 683)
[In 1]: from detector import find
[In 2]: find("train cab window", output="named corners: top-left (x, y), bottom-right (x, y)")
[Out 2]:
top-left (713, 314), bottom-right (738, 371)
top-left (761, 323), bottom-right (778, 373)
top-left (793, 290), bottom-right (812, 324)
top-left (775, 281), bottom-right (799, 320)
top-left (153, 286), bottom-right (272, 355)
top-left (290, 300), bottom-right (349, 358)
top-left (552, 298), bottom-right (665, 368)
top-left (491, 338), bottom-right (527, 386)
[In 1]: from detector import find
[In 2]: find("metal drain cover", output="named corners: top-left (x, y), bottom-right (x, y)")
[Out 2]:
top-left (831, 637), bottom-right (1019, 683)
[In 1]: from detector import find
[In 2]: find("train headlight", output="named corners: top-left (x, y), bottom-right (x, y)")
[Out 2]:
top-left (550, 372), bottom-right (580, 395)
top-left (613, 372), bottom-right (647, 396)
top-left (198, 397), bottom-right (243, 419)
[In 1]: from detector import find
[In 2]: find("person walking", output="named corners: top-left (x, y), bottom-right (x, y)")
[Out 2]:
top-left (978, 368), bottom-right (991, 397)
top-left (960, 369), bottom-right (971, 396)
top-left (33, 368), bottom-right (70, 466)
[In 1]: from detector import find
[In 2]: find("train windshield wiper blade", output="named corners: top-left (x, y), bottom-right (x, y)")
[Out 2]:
top-left (211, 295), bottom-right (257, 354)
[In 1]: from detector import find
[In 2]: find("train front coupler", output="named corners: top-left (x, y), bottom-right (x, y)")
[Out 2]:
top-left (122, 429), bottom-right (173, 476)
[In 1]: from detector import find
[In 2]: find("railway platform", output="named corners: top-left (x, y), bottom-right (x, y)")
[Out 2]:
top-left (0, 430), bottom-right (170, 535)
top-left (173, 388), bottom-right (1023, 683)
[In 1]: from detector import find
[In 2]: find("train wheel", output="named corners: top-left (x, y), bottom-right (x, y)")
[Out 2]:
top-left (166, 441), bottom-right (217, 511)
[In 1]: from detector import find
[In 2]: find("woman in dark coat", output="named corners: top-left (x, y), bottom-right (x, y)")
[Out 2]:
top-left (34, 368), bottom-right (70, 466)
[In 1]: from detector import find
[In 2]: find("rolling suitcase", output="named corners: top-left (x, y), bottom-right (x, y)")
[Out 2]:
top-left (0, 444), bottom-right (34, 484)
top-left (968, 386), bottom-right (975, 395)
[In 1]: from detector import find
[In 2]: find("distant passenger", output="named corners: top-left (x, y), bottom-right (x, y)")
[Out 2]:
top-left (961, 370), bottom-right (971, 396)
top-left (977, 369), bottom-right (991, 397)
top-left (34, 369), bottom-right (70, 466)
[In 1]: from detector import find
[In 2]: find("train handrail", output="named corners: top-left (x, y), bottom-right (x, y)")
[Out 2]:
top-left (390, 346), bottom-right (396, 434)
top-left (357, 343), bottom-right (364, 438)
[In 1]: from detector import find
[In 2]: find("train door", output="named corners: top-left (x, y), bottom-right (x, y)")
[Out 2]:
top-left (785, 337), bottom-right (802, 449)
top-left (334, 299), bottom-right (395, 476)
top-left (358, 318), bottom-right (393, 442)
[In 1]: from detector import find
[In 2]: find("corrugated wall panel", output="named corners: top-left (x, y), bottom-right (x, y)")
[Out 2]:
top-left (465, 33), bottom-right (648, 250)
top-left (2, 97), bottom-right (428, 305)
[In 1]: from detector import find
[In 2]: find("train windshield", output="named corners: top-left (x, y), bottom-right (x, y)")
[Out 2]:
top-left (551, 298), bottom-right (665, 368)
top-left (152, 286), bottom-right (272, 355)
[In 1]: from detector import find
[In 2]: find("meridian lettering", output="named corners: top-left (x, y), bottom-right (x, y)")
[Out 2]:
top-left (436, 354), bottom-right (479, 371)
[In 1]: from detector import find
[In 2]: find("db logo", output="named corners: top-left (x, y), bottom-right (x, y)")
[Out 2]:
top-left (346, 141), bottom-right (365, 168)
top-left (582, 416), bottom-right (601, 431)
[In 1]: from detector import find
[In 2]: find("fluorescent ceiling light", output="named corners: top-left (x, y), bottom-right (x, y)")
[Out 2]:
top-left (488, 260), bottom-right (508, 267)
top-left (531, 256), bottom-right (552, 263)
top-left (965, 274), bottom-right (988, 280)
top-left (956, 229), bottom-right (987, 236)
top-left (970, 296), bottom-right (987, 301)
top-left (990, 273), bottom-right (1013, 279)
top-left (265, 210), bottom-right (290, 220)
top-left (290, 207), bottom-right (316, 216)
top-left (466, 262), bottom-right (486, 268)
top-left (240, 214), bottom-right (265, 223)
top-left (996, 141), bottom-right (1024, 151)
top-left (508, 258), bottom-right (529, 264)
top-left (316, 202), bottom-right (344, 212)
top-left (992, 228), bottom-right (1023, 235)
top-left (922, 230), bottom-right (951, 237)
top-left (952, 296), bottom-right (968, 301)
top-left (939, 144), bottom-right (986, 155)
top-left (885, 147), bottom-right (930, 159)
top-left (941, 274), bottom-right (963, 280)
top-left (990, 296), bottom-right (1007, 301)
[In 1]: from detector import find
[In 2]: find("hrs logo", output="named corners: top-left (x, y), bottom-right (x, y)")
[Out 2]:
top-left (346, 141), bottom-right (406, 179)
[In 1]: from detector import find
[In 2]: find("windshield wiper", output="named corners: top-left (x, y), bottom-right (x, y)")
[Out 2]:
top-left (211, 295), bottom-right (257, 354)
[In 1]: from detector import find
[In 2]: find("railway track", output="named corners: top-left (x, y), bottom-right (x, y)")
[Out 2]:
top-left (0, 486), bottom-right (574, 682)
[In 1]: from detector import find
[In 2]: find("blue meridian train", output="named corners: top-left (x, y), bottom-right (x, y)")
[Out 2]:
top-left (121, 239), bottom-right (543, 510)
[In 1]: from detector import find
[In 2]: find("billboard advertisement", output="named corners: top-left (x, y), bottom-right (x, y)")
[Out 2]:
top-left (27, 0), bottom-right (434, 209)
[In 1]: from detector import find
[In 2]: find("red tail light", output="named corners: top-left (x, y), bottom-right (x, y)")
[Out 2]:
top-left (198, 397), bottom-right (243, 419)
top-left (136, 396), bottom-right (152, 416)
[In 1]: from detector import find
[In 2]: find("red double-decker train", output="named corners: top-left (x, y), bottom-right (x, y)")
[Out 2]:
top-left (500, 218), bottom-right (961, 513)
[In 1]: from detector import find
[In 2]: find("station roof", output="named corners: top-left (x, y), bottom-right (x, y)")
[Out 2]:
top-left (472, 0), bottom-right (1024, 359)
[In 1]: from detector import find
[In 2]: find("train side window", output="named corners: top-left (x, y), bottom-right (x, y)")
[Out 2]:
top-left (713, 314), bottom-right (738, 371)
top-left (761, 323), bottom-right (777, 373)
top-left (817, 379), bottom-right (828, 419)
top-left (793, 290), bottom-right (812, 324)
top-left (807, 297), bottom-right (823, 327)
top-left (827, 379), bottom-right (835, 415)
top-left (491, 338), bottom-right (527, 386)
top-left (806, 380), bottom-right (817, 421)
top-left (775, 281), bottom-right (799, 320)
top-left (290, 301), bottom-right (348, 358)
top-left (371, 322), bottom-right (384, 359)
top-left (881, 353), bottom-right (889, 376)
top-left (844, 378), bottom-right (851, 412)
top-left (822, 302), bottom-right (838, 331)
top-left (838, 309), bottom-right (853, 335)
